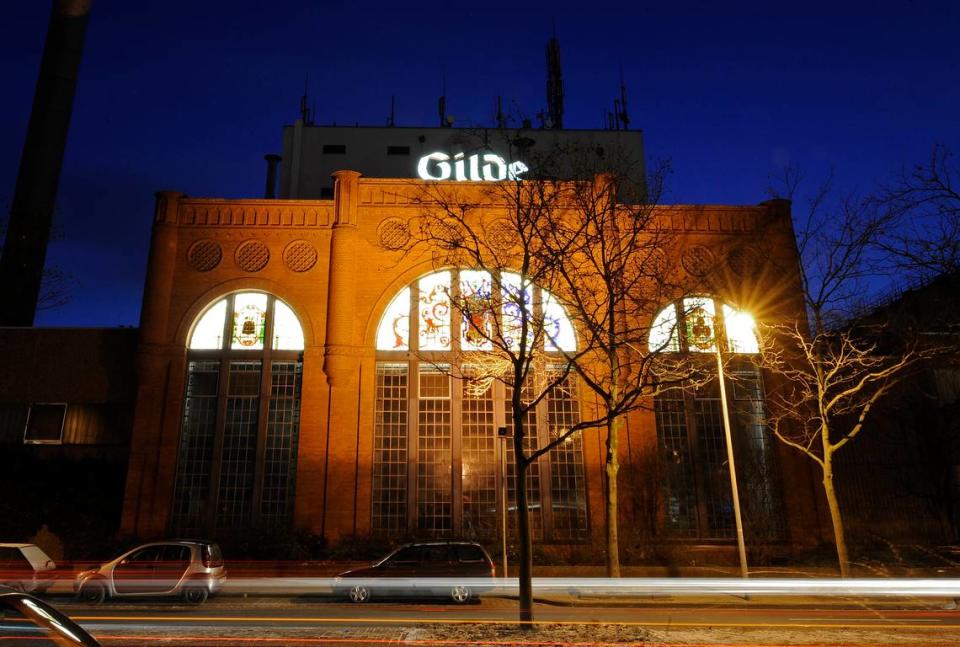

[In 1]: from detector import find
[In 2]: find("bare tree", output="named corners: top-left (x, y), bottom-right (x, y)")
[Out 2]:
top-left (402, 168), bottom-right (604, 624)
top-left (759, 167), bottom-right (921, 577)
top-left (875, 144), bottom-right (960, 279)
top-left (0, 213), bottom-right (72, 311)
top-left (533, 153), bottom-right (702, 577)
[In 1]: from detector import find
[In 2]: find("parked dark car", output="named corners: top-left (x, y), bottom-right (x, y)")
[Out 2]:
top-left (0, 544), bottom-right (58, 595)
top-left (0, 586), bottom-right (101, 646)
top-left (75, 540), bottom-right (226, 604)
top-left (334, 541), bottom-right (495, 603)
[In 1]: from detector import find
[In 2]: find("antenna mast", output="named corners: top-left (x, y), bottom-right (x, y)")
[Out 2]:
top-left (299, 76), bottom-right (313, 125)
top-left (618, 66), bottom-right (630, 130)
top-left (546, 29), bottom-right (564, 130)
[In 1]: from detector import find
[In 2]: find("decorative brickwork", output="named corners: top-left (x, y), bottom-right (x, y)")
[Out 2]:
top-left (727, 244), bottom-right (763, 278)
top-left (681, 244), bottom-right (715, 277)
top-left (283, 240), bottom-right (319, 272)
top-left (186, 239), bottom-right (222, 272)
top-left (485, 219), bottom-right (516, 252)
top-left (235, 240), bottom-right (270, 272)
top-left (377, 218), bottom-right (410, 251)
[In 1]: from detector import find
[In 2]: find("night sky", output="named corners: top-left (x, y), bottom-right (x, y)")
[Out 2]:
top-left (2, 1), bottom-right (958, 327)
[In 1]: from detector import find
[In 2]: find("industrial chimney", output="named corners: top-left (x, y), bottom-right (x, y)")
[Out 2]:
top-left (0, 1), bottom-right (92, 326)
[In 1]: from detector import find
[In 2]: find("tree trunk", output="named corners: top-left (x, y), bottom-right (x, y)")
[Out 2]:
top-left (822, 460), bottom-right (851, 578)
top-left (514, 410), bottom-right (534, 625)
top-left (605, 415), bottom-right (621, 577)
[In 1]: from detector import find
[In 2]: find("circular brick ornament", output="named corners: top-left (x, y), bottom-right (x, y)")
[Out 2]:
top-left (235, 239), bottom-right (270, 272)
top-left (187, 240), bottom-right (222, 272)
top-left (486, 219), bottom-right (516, 252)
top-left (727, 245), bottom-right (762, 278)
top-left (283, 240), bottom-right (318, 272)
top-left (378, 218), bottom-right (410, 250)
top-left (681, 245), bottom-right (715, 277)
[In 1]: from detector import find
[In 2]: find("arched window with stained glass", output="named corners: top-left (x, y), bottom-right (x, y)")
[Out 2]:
top-left (648, 296), bottom-right (782, 541)
top-left (372, 269), bottom-right (586, 542)
top-left (172, 291), bottom-right (304, 534)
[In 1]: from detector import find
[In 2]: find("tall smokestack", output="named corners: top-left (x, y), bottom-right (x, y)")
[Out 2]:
top-left (0, 1), bottom-right (92, 326)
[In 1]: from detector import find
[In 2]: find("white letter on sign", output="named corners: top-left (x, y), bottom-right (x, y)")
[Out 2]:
top-left (417, 152), bottom-right (451, 180)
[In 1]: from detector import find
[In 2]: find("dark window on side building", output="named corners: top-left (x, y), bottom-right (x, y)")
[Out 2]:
top-left (24, 403), bottom-right (67, 444)
top-left (322, 144), bottom-right (346, 154)
top-left (387, 146), bottom-right (410, 156)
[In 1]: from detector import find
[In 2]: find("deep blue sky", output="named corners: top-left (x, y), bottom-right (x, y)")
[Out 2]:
top-left (2, 1), bottom-right (958, 327)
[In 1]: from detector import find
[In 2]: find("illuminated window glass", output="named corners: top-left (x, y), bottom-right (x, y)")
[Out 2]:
top-left (543, 291), bottom-right (576, 352)
top-left (648, 302), bottom-right (679, 352)
top-left (683, 296), bottom-right (716, 353)
top-left (501, 272), bottom-right (533, 350)
top-left (723, 305), bottom-right (759, 354)
top-left (372, 269), bottom-right (585, 542)
top-left (175, 292), bottom-right (303, 535)
top-left (190, 299), bottom-right (227, 350)
top-left (376, 287), bottom-right (410, 351)
top-left (231, 293), bottom-right (268, 350)
top-left (418, 271), bottom-right (451, 351)
top-left (272, 300), bottom-right (305, 350)
top-left (460, 270), bottom-right (493, 351)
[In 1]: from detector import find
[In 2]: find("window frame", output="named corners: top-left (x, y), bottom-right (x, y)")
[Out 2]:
top-left (23, 402), bottom-right (68, 445)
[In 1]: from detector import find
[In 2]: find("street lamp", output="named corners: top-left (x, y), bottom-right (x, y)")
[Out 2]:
top-left (713, 306), bottom-right (758, 580)
top-left (497, 425), bottom-right (510, 579)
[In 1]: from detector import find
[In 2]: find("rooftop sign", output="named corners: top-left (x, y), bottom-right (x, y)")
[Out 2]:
top-left (417, 152), bottom-right (528, 182)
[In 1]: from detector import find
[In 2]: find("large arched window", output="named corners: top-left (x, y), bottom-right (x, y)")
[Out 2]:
top-left (171, 292), bottom-right (304, 534)
top-left (373, 270), bottom-right (587, 541)
top-left (648, 297), bottom-right (782, 540)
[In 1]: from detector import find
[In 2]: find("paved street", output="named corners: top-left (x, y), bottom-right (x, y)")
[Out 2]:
top-left (44, 594), bottom-right (960, 646)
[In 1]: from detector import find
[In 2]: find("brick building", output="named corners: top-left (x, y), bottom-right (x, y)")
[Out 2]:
top-left (117, 171), bottom-right (826, 556)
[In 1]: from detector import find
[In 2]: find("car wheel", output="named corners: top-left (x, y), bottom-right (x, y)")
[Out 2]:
top-left (450, 585), bottom-right (471, 604)
top-left (183, 586), bottom-right (209, 604)
top-left (79, 581), bottom-right (107, 604)
top-left (348, 584), bottom-right (370, 603)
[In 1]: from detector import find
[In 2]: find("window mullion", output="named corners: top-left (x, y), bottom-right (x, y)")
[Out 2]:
top-left (251, 296), bottom-right (277, 524)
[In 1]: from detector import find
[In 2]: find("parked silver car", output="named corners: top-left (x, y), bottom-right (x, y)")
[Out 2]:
top-left (75, 540), bottom-right (226, 604)
top-left (0, 543), bottom-right (58, 594)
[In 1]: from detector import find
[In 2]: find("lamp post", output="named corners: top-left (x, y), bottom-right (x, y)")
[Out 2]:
top-left (715, 345), bottom-right (749, 579)
top-left (497, 425), bottom-right (510, 579)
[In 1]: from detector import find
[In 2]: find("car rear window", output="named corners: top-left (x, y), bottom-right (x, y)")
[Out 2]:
top-left (202, 543), bottom-right (223, 568)
top-left (0, 548), bottom-right (30, 567)
top-left (454, 545), bottom-right (487, 563)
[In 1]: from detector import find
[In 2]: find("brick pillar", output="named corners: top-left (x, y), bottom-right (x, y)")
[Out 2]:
top-left (321, 170), bottom-right (364, 539)
top-left (120, 191), bottom-right (182, 536)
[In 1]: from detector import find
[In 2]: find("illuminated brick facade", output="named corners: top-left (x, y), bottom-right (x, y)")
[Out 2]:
top-left (120, 171), bottom-right (828, 553)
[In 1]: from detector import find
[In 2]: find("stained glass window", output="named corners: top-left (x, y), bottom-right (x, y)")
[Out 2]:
top-left (273, 300), bottom-right (305, 350)
top-left (376, 287), bottom-right (410, 351)
top-left (376, 270), bottom-right (576, 353)
top-left (683, 296), bottom-right (716, 353)
top-left (543, 291), bottom-right (577, 352)
top-left (648, 303), bottom-right (679, 352)
top-left (176, 292), bottom-right (304, 535)
top-left (231, 293), bottom-right (268, 350)
top-left (418, 272), bottom-right (452, 351)
top-left (190, 299), bottom-right (227, 350)
top-left (460, 270), bottom-right (493, 351)
top-left (500, 272), bottom-right (533, 351)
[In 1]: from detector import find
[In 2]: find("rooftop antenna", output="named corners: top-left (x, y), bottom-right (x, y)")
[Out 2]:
top-left (545, 25), bottom-right (564, 129)
top-left (438, 77), bottom-right (447, 127)
top-left (618, 65), bottom-right (630, 130)
top-left (388, 95), bottom-right (396, 127)
top-left (613, 98), bottom-right (622, 130)
top-left (299, 76), bottom-right (313, 125)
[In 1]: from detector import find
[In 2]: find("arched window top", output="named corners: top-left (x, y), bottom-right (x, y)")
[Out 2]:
top-left (376, 269), bottom-right (576, 352)
top-left (188, 292), bottom-right (304, 351)
top-left (648, 296), bottom-right (758, 354)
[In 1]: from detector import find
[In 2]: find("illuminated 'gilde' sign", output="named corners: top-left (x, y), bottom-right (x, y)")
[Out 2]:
top-left (417, 152), bottom-right (529, 181)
